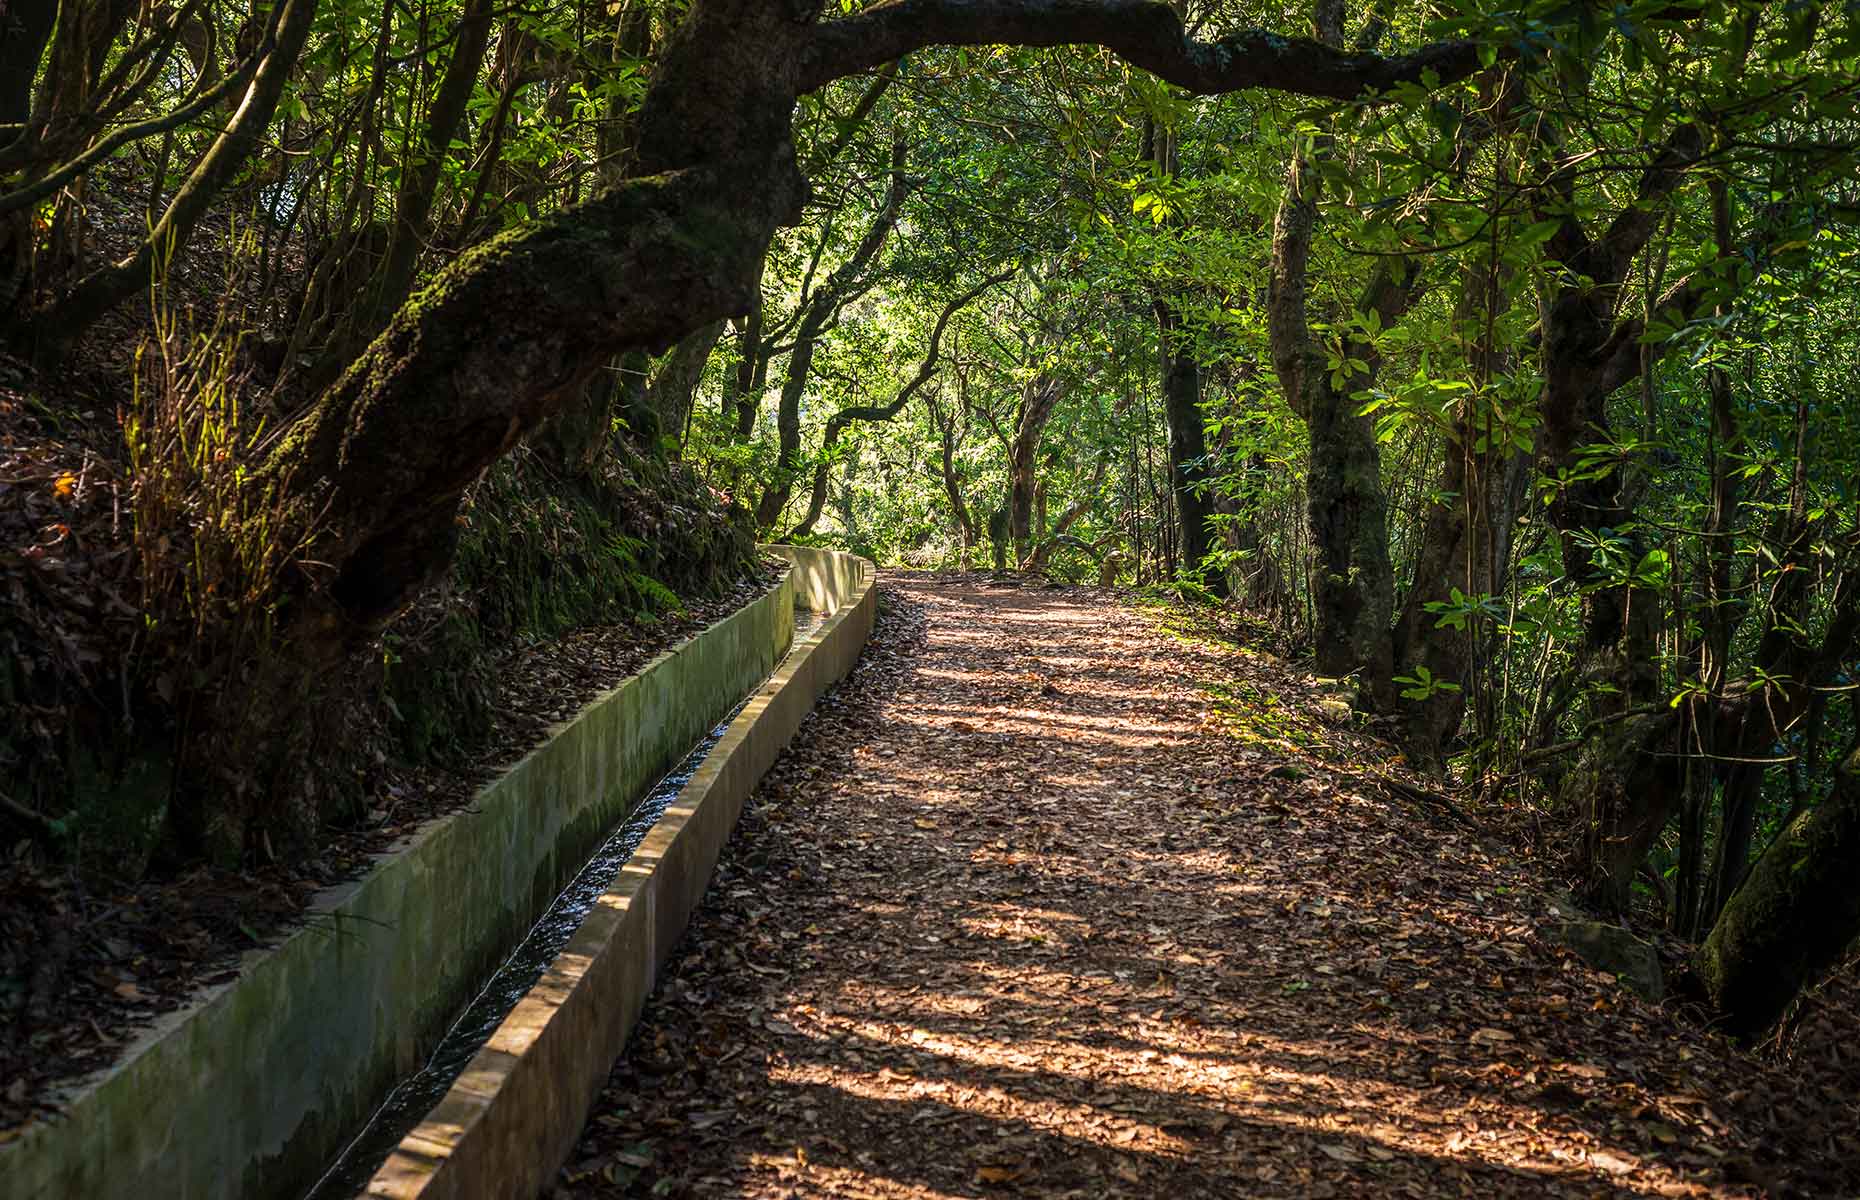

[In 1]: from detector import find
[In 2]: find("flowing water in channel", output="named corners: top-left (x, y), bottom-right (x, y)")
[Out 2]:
top-left (305, 611), bottom-right (825, 1198)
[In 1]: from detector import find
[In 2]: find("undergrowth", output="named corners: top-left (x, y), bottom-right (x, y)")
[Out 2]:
top-left (2, 250), bottom-right (759, 873)
top-left (378, 440), bottom-right (756, 765)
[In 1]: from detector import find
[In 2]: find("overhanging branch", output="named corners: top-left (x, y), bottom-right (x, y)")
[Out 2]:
top-left (798, 0), bottom-right (1484, 100)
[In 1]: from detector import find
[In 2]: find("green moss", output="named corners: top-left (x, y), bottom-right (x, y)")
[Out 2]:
top-left (381, 439), bottom-right (757, 764)
top-left (66, 746), bottom-right (174, 876)
top-left (1697, 750), bottom-right (1860, 1035)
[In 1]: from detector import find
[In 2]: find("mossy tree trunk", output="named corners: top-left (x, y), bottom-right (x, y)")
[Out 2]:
top-left (1527, 125), bottom-right (1719, 898)
top-left (262, 162), bottom-right (799, 657)
top-left (1260, 1), bottom-right (1425, 708)
top-left (928, 389), bottom-right (977, 550)
top-left (1569, 567), bottom-right (1857, 915)
top-left (1266, 142), bottom-right (1406, 704)
top-left (1696, 744), bottom-right (1860, 1038)
top-left (251, 0), bottom-right (1488, 662)
top-left (653, 320), bottom-right (727, 447)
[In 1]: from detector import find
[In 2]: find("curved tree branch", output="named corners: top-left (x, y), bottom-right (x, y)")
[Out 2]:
top-left (806, 58), bottom-right (903, 174)
top-left (798, 0), bottom-right (1483, 100)
top-left (0, 52), bottom-right (263, 217)
top-left (257, 161), bottom-right (789, 652)
top-left (247, 0), bottom-right (1509, 660)
top-left (786, 266), bottom-right (1014, 539)
top-left (756, 144), bottom-right (914, 528)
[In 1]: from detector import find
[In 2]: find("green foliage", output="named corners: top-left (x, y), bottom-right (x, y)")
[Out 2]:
top-left (382, 441), bottom-right (753, 764)
top-left (1394, 665), bottom-right (1463, 702)
top-left (5, 0), bottom-right (1858, 984)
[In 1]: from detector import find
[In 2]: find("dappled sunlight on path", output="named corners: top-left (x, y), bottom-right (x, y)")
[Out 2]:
top-left (552, 577), bottom-right (1820, 1198)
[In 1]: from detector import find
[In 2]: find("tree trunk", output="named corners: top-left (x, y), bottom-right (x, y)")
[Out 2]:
top-left (988, 506), bottom-right (1009, 571)
top-left (1154, 299), bottom-right (1225, 595)
top-left (1567, 565), bottom-right (1858, 914)
top-left (249, 0), bottom-right (1494, 660)
top-left (0, 0), bottom-right (56, 129)
top-left (1006, 375), bottom-right (1061, 567)
top-left (1701, 523), bottom-right (1853, 922)
top-left (536, 368), bottom-right (623, 476)
top-left (726, 289), bottom-right (769, 438)
top-left (928, 392), bottom-right (975, 549)
top-left (657, 320), bottom-right (726, 448)
top-left (1563, 706), bottom-right (1687, 913)
top-left (1388, 245), bottom-right (1528, 767)
top-left (756, 331), bottom-right (817, 529)
top-left (615, 350), bottom-right (660, 443)
top-left (261, 158), bottom-right (800, 657)
top-left (1532, 126), bottom-right (1707, 719)
top-left (0, 0), bottom-right (58, 313)
top-left (316, 0), bottom-right (497, 376)
top-left (1266, 138), bottom-right (1403, 702)
top-left (1696, 744), bottom-right (1860, 1038)
top-left (1525, 125), bottom-right (1719, 897)
top-left (1305, 376), bottom-right (1396, 693)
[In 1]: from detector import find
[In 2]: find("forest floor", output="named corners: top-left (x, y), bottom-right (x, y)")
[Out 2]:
top-left (0, 564), bottom-right (779, 1135)
top-left (553, 574), bottom-right (1859, 1199)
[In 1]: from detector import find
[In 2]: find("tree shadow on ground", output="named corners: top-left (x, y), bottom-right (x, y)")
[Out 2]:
top-left (552, 576), bottom-right (1849, 1199)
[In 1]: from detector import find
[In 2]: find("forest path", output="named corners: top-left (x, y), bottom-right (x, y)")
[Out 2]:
top-left (552, 577), bottom-right (1768, 1199)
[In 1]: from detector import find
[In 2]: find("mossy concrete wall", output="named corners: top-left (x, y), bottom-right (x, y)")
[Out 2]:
top-left (782, 542), bottom-right (870, 614)
top-left (363, 546), bottom-right (875, 1200)
top-left (0, 573), bottom-right (794, 1200)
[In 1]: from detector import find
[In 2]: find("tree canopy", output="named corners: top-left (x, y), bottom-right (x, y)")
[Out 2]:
top-left (3, 0), bottom-right (1859, 1039)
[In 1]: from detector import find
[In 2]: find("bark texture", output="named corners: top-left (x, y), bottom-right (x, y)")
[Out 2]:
top-left (248, 0), bottom-right (1493, 659)
top-left (1006, 376), bottom-right (1062, 566)
top-left (1155, 299), bottom-right (1225, 594)
top-left (1697, 745), bottom-right (1860, 1038)
top-left (262, 164), bottom-right (791, 654)
top-left (1266, 143), bottom-right (1407, 700)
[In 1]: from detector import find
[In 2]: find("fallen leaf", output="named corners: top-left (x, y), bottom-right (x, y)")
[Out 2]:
top-left (1644, 1121), bottom-right (1682, 1145)
top-left (1589, 1150), bottom-right (1636, 1175)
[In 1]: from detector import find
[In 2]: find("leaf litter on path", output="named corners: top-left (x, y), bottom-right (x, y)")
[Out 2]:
top-left (552, 575), bottom-right (1858, 1199)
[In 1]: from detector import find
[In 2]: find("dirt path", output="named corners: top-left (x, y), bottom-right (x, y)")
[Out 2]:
top-left (553, 577), bottom-right (1852, 1198)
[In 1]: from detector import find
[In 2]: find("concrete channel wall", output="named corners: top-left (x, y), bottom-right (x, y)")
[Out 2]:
top-left (362, 545), bottom-right (877, 1200)
top-left (0, 571), bottom-right (798, 1200)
